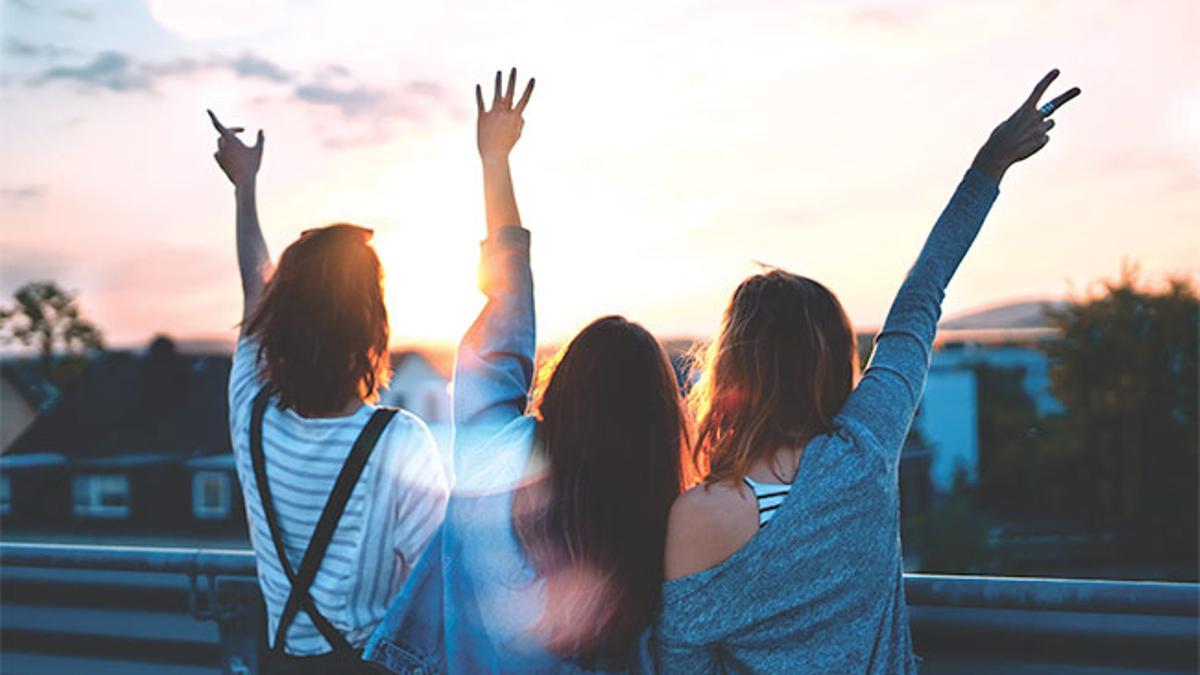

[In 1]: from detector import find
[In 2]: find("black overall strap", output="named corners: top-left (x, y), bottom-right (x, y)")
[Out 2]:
top-left (250, 389), bottom-right (348, 653)
top-left (249, 387), bottom-right (398, 655)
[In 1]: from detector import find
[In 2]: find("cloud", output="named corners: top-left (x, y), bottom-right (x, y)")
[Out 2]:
top-left (29, 49), bottom-right (447, 110)
top-left (4, 0), bottom-right (94, 20)
top-left (28, 50), bottom-right (457, 145)
top-left (4, 38), bottom-right (75, 59)
top-left (318, 64), bottom-right (351, 78)
top-left (226, 53), bottom-right (292, 83)
top-left (294, 76), bottom-right (457, 147)
top-left (38, 51), bottom-right (153, 92)
top-left (31, 52), bottom-right (279, 92)
top-left (143, 57), bottom-right (201, 78)
top-left (293, 71), bottom-right (449, 120)
top-left (0, 185), bottom-right (47, 202)
top-left (58, 5), bottom-right (95, 21)
top-left (294, 82), bottom-right (387, 116)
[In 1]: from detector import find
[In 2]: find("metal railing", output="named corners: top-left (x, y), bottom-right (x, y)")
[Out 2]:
top-left (1, 542), bottom-right (1198, 673)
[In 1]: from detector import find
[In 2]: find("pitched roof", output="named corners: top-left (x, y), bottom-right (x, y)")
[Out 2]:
top-left (5, 337), bottom-right (233, 461)
top-left (0, 359), bottom-right (59, 411)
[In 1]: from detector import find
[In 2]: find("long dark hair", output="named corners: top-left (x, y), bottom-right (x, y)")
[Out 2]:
top-left (690, 269), bottom-right (858, 483)
top-left (512, 315), bottom-right (693, 664)
top-left (245, 223), bottom-right (390, 417)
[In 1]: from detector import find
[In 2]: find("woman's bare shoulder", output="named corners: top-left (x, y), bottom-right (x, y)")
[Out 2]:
top-left (664, 479), bottom-right (759, 581)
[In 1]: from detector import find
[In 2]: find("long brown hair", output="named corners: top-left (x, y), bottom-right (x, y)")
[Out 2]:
top-left (690, 269), bottom-right (858, 483)
top-left (245, 223), bottom-right (390, 417)
top-left (512, 315), bottom-right (693, 665)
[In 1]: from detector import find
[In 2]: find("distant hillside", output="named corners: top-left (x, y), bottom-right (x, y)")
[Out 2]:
top-left (940, 300), bottom-right (1067, 330)
top-left (173, 336), bottom-right (237, 354)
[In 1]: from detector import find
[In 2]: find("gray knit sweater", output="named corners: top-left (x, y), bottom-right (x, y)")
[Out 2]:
top-left (655, 168), bottom-right (1000, 674)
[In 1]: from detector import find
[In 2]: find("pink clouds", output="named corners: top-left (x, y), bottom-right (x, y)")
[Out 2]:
top-left (0, 0), bottom-right (1196, 348)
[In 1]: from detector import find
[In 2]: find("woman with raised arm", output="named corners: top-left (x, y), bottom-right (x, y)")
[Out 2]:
top-left (208, 111), bottom-right (449, 674)
top-left (366, 69), bottom-right (693, 674)
top-left (659, 71), bottom-right (1081, 673)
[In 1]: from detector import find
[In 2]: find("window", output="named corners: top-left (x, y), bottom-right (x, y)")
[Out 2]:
top-left (193, 471), bottom-right (231, 520)
top-left (72, 474), bottom-right (130, 519)
top-left (0, 474), bottom-right (10, 516)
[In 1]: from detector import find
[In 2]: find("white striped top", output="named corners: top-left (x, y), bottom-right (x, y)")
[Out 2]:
top-left (742, 476), bottom-right (792, 527)
top-left (228, 338), bottom-right (449, 655)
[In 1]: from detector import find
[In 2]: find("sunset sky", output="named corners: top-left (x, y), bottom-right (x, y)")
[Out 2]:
top-left (1, 0), bottom-right (1197, 349)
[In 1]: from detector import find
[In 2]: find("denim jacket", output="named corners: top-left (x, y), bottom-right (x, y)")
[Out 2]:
top-left (365, 227), bottom-right (649, 674)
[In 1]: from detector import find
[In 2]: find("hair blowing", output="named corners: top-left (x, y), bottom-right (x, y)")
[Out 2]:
top-left (245, 224), bottom-right (390, 417)
top-left (512, 316), bottom-right (694, 665)
top-left (690, 269), bottom-right (859, 484)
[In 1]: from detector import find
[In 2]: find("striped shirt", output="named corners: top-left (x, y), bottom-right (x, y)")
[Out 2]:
top-left (228, 337), bottom-right (449, 656)
top-left (742, 476), bottom-right (792, 527)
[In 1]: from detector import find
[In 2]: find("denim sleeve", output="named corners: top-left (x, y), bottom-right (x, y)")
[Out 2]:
top-left (838, 169), bottom-right (999, 465)
top-left (451, 226), bottom-right (536, 470)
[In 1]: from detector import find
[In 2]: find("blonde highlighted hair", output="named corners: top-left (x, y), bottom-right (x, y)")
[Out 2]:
top-left (689, 269), bottom-right (859, 483)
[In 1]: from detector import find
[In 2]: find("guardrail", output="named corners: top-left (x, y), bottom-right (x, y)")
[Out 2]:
top-left (1, 542), bottom-right (1198, 673)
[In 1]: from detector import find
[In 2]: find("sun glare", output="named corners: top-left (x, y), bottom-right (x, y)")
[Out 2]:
top-left (376, 226), bottom-right (481, 349)
top-left (326, 137), bottom-right (486, 349)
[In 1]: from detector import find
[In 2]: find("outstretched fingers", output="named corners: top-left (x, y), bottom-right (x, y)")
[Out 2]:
top-left (207, 109), bottom-right (254, 152)
top-left (515, 77), bottom-right (535, 112)
top-left (480, 69), bottom-right (534, 113)
top-left (1047, 87), bottom-right (1082, 110)
top-left (1040, 86), bottom-right (1082, 117)
top-left (505, 67), bottom-right (517, 105)
top-left (207, 109), bottom-right (231, 138)
top-left (1025, 69), bottom-right (1060, 110)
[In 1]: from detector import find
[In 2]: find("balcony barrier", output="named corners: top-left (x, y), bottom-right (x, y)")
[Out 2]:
top-left (1, 542), bottom-right (1197, 674)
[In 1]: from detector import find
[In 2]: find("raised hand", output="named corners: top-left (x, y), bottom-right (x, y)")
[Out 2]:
top-left (971, 69), bottom-right (1081, 182)
top-left (208, 109), bottom-right (264, 188)
top-left (476, 68), bottom-right (535, 163)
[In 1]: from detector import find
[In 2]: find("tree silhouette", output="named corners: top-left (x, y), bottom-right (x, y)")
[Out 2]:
top-left (0, 280), bottom-right (104, 383)
top-left (1044, 268), bottom-right (1198, 566)
top-left (975, 364), bottom-right (1056, 519)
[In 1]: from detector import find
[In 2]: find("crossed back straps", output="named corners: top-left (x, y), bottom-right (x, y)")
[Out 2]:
top-left (249, 387), bottom-right (398, 655)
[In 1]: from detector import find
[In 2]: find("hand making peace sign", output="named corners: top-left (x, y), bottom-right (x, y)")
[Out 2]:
top-left (972, 69), bottom-right (1082, 181)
